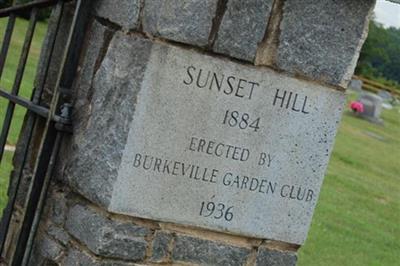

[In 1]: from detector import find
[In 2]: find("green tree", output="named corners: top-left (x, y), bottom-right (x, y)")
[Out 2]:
top-left (356, 20), bottom-right (400, 87)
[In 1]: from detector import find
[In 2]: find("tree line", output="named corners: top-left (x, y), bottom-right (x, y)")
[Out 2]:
top-left (356, 19), bottom-right (400, 90)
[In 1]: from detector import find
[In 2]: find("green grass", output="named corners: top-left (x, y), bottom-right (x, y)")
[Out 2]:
top-left (0, 151), bottom-right (12, 211)
top-left (0, 17), bottom-right (47, 214)
top-left (0, 17), bottom-right (47, 144)
top-left (0, 17), bottom-right (399, 266)
top-left (298, 95), bottom-right (400, 266)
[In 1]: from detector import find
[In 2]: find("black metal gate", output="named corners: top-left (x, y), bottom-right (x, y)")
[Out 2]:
top-left (0, 0), bottom-right (91, 265)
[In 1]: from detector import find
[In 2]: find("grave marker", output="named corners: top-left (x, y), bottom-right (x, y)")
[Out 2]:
top-left (358, 93), bottom-right (384, 124)
top-left (348, 79), bottom-right (363, 92)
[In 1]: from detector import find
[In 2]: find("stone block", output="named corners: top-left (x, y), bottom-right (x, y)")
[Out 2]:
top-left (64, 248), bottom-right (97, 266)
top-left (276, 0), bottom-right (375, 87)
top-left (214, 0), bottom-right (273, 61)
top-left (30, 235), bottom-right (64, 265)
top-left (66, 33), bottom-right (153, 207)
top-left (47, 225), bottom-right (70, 246)
top-left (172, 235), bottom-right (251, 266)
top-left (65, 204), bottom-right (150, 261)
top-left (74, 20), bottom-right (111, 117)
top-left (256, 247), bottom-right (297, 266)
top-left (150, 231), bottom-right (173, 262)
top-left (63, 248), bottom-right (137, 266)
top-left (48, 192), bottom-right (68, 226)
top-left (39, 236), bottom-right (64, 261)
top-left (143, 0), bottom-right (218, 46)
top-left (94, 0), bottom-right (141, 30)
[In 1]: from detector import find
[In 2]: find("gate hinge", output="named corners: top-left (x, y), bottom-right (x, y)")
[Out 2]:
top-left (54, 103), bottom-right (73, 133)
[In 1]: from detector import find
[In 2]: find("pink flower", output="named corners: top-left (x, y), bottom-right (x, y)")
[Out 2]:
top-left (350, 101), bottom-right (364, 113)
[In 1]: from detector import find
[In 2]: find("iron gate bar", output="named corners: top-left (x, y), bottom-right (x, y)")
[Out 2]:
top-left (0, 14), bottom-right (16, 77)
top-left (0, 8), bottom-right (38, 163)
top-left (11, 0), bottom-right (92, 264)
top-left (0, 0), bottom-right (71, 18)
top-left (12, 123), bottom-right (57, 266)
top-left (0, 0), bottom-right (64, 259)
top-left (0, 89), bottom-right (50, 118)
top-left (22, 131), bottom-right (62, 265)
top-left (0, 1), bottom-right (64, 257)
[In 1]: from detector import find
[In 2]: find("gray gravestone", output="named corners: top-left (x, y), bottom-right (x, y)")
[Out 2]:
top-left (377, 90), bottom-right (393, 101)
top-left (358, 93), bottom-right (384, 124)
top-left (348, 79), bottom-right (363, 92)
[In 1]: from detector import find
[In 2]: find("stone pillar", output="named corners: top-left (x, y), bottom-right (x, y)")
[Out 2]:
top-left (11, 0), bottom-right (374, 265)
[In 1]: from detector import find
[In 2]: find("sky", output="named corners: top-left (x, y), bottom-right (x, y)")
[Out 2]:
top-left (374, 0), bottom-right (400, 28)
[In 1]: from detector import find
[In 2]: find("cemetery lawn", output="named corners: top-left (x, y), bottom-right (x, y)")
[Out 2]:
top-left (0, 17), bottom-right (399, 266)
top-left (298, 97), bottom-right (400, 266)
top-left (0, 18), bottom-right (47, 213)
